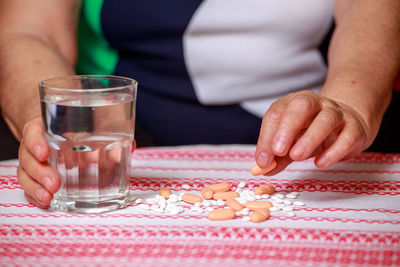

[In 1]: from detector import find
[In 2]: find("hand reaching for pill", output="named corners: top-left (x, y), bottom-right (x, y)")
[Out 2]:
top-left (254, 90), bottom-right (381, 175)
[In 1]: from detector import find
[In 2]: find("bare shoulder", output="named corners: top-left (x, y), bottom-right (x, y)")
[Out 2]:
top-left (0, 0), bottom-right (80, 65)
top-left (0, 0), bottom-right (80, 35)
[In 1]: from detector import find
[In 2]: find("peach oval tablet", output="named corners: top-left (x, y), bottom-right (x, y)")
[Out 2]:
top-left (251, 160), bottom-right (277, 176)
top-left (182, 193), bottom-right (202, 204)
top-left (208, 183), bottom-right (230, 192)
top-left (213, 191), bottom-right (240, 200)
top-left (250, 209), bottom-right (270, 223)
top-left (201, 188), bottom-right (214, 200)
top-left (159, 188), bottom-right (172, 199)
top-left (246, 201), bottom-right (273, 210)
top-left (254, 184), bottom-right (275, 195)
top-left (208, 208), bottom-right (236, 221)
top-left (226, 198), bottom-right (244, 211)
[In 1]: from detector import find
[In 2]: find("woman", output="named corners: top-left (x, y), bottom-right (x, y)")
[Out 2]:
top-left (0, 0), bottom-right (399, 208)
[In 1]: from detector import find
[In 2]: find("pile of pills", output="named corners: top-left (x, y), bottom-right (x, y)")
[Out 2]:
top-left (134, 161), bottom-right (305, 223)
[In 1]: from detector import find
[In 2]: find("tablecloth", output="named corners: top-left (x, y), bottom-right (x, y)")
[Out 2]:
top-left (0, 145), bottom-right (399, 266)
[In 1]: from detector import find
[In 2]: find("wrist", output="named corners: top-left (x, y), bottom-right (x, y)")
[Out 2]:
top-left (320, 78), bottom-right (392, 139)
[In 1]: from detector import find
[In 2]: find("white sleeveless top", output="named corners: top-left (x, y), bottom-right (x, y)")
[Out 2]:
top-left (183, 0), bottom-right (334, 117)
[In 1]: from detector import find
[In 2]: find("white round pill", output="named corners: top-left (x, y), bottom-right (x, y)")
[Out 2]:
top-left (293, 201), bottom-right (305, 206)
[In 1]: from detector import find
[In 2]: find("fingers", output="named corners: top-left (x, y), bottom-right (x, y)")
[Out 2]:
top-left (271, 94), bottom-right (320, 157)
top-left (290, 107), bottom-right (343, 161)
top-left (18, 117), bottom-right (61, 208)
top-left (314, 121), bottom-right (365, 168)
top-left (256, 92), bottom-right (320, 167)
top-left (22, 117), bottom-right (49, 162)
top-left (256, 90), bottom-right (370, 174)
top-left (18, 167), bottom-right (52, 208)
top-left (255, 102), bottom-right (284, 168)
top-left (263, 155), bottom-right (293, 176)
top-left (19, 143), bottom-right (60, 194)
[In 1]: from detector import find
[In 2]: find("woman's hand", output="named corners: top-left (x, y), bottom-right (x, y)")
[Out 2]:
top-left (255, 90), bottom-right (374, 174)
top-left (17, 116), bottom-right (60, 208)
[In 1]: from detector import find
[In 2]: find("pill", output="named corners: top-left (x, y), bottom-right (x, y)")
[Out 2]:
top-left (245, 195), bottom-right (257, 202)
top-left (275, 193), bottom-right (285, 199)
top-left (240, 208), bottom-right (250, 215)
top-left (242, 216), bottom-right (251, 222)
top-left (216, 199), bottom-right (226, 205)
top-left (282, 206), bottom-right (293, 212)
top-left (182, 193), bottom-right (202, 204)
top-left (201, 188), bottom-right (214, 200)
top-left (269, 206), bottom-right (280, 212)
top-left (254, 184), bottom-right (275, 195)
top-left (293, 201), bottom-right (305, 206)
top-left (226, 198), bottom-right (244, 211)
top-left (202, 200), bottom-right (211, 207)
top-left (182, 184), bottom-right (191, 189)
top-left (250, 160), bottom-right (277, 176)
top-left (250, 209), bottom-right (270, 223)
top-left (213, 191), bottom-right (240, 200)
top-left (261, 194), bottom-right (270, 199)
top-left (169, 209), bottom-right (181, 215)
top-left (208, 183), bottom-right (230, 192)
top-left (167, 194), bottom-right (178, 203)
top-left (283, 200), bottom-right (292, 205)
top-left (286, 194), bottom-right (297, 199)
top-left (246, 201), bottom-right (273, 211)
top-left (208, 208), bottom-right (236, 221)
top-left (287, 211), bottom-right (296, 217)
top-left (238, 182), bottom-right (246, 188)
top-left (159, 188), bottom-right (172, 199)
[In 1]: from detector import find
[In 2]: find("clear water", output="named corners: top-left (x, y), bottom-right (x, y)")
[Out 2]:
top-left (41, 93), bottom-right (135, 213)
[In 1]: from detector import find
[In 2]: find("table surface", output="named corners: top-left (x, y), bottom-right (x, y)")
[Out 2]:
top-left (0, 145), bottom-right (399, 267)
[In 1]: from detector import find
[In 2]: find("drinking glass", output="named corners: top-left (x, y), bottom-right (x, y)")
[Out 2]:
top-left (39, 75), bottom-right (137, 213)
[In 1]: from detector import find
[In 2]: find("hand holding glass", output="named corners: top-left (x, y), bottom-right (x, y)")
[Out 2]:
top-left (39, 75), bottom-right (137, 213)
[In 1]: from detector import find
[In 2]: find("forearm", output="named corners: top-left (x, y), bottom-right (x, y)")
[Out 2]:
top-left (321, 0), bottom-right (400, 138)
top-left (0, 34), bottom-right (76, 140)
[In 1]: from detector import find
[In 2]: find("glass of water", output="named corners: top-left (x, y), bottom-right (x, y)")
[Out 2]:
top-left (39, 75), bottom-right (137, 213)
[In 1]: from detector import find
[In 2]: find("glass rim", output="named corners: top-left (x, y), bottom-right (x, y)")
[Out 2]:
top-left (39, 75), bottom-right (137, 93)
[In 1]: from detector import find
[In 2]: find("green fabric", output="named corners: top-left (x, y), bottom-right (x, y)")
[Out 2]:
top-left (76, 0), bottom-right (118, 75)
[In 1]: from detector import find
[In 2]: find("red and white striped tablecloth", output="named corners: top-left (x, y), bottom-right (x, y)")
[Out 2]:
top-left (1, 145), bottom-right (399, 266)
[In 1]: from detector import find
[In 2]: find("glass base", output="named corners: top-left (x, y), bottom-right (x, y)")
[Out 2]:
top-left (50, 196), bottom-right (129, 214)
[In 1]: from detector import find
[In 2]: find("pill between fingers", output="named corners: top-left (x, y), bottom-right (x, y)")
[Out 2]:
top-left (250, 160), bottom-right (277, 176)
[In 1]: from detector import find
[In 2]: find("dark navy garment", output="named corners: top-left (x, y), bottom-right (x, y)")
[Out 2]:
top-left (77, 0), bottom-right (262, 145)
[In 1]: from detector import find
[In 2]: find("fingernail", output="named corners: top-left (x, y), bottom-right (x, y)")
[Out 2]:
top-left (291, 144), bottom-right (306, 159)
top-left (257, 152), bottom-right (270, 167)
top-left (43, 176), bottom-right (53, 192)
top-left (35, 187), bottom-right (46, 202)
top-left (273, 138), bottom-right (287, 154)
top-left (317, 155), bottom-right (330, 168)
top-left (34, 145), bottom-right (42, 159)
